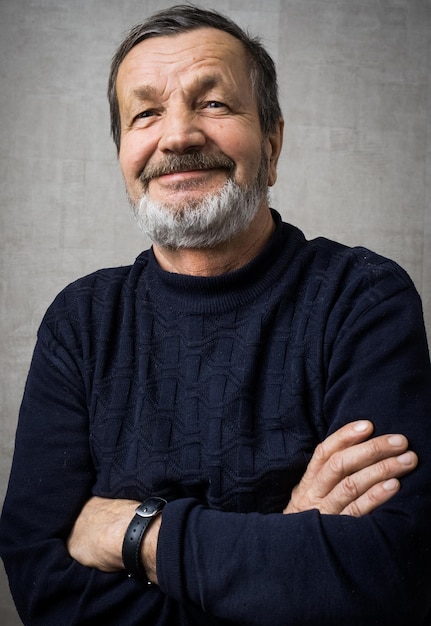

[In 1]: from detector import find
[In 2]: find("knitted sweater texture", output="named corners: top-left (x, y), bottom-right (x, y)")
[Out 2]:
top-left (1, 212), bottom-right (431, 625)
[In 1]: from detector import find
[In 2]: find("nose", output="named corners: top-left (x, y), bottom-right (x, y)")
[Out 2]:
top-left (158, 106), bottom-right (206, 154)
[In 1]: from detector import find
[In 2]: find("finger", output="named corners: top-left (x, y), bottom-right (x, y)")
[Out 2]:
top-left (311, 434), bottom-right (410, 499)
top-left (340, 479), bottom-right (400, 517)
top-left (288, 421), bottom-right (376, 505)
top-left (306, 421), bottom-right (375, 478)
top-left (323, 450), bottom-right (418, 514)
top-left (326, 435), bottom-right (411, 481)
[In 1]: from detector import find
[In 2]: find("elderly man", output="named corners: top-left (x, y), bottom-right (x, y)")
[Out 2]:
top-left (1, 5), bottom-right (431, 625)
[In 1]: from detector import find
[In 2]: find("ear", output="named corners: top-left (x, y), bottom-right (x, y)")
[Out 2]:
top-left (265, 118), bottom-right (284, 187)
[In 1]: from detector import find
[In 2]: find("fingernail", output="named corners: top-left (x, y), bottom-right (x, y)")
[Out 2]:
top-left (388, 435), bottom-right (404, 446)
top-left (354, 421), bottom-right (369, 432)
top-left (398, 452), bottom-right (414, 465)
top-left (383, 478), bottom-right (399, 491)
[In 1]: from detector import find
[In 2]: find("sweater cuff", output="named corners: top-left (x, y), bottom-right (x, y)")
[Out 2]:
top-left (156, 497), bottom-right (200, 601)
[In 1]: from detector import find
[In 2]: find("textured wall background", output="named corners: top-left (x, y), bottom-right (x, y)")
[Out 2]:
top-left (1, 0), bottom-right (430, 623)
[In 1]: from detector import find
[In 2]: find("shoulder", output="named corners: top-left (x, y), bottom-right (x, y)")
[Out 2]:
top-left (299, 237), bottom-right (427, 355)
top-left (278, 223), bottom-right (423, 333)
top-left (39, 251), bottom-right (150, 337)
top-left (279, 216), bottom-right (412, 288)
top-left (299, 233), bottom-right (417, 301)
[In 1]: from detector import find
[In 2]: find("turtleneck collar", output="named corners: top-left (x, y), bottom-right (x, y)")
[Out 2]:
top-left (139, 211), bottom-right (305, 314)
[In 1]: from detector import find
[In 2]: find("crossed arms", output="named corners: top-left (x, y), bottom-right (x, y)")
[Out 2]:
top-left (2, 252), bottom-right (431, 625)
top-left (68, 420), bottom-right (417, 580)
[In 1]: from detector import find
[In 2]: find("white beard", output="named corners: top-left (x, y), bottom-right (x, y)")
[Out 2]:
top-left (131, 177), bottom-right (268, 250)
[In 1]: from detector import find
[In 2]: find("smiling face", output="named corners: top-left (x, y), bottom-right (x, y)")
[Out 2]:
top-left (116, 27), bottom-right (282, 215)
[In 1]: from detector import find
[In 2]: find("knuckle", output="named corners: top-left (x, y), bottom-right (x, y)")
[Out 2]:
top-left (365, 438), bottom-right (382, 458)
top-left (341, 474), bottom-right (360, 499)
top-left (374, 458), bottom-right (393, 479)
top-left (345, 500), bottom-right (362, 517)
top-left (323, 492), bottom-right (342, 515)
top-left (365, 488), bottom-right (381, 505)
top-left (379, 457), bottom-right (392, 473)
top-left (313, 441), bottom-right (328, 464)
top-left (327, 451), bottom-right (345, 476)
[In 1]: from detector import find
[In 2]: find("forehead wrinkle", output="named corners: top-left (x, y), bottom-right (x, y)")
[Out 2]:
top-left (129, 72), bottom-right (227, 105)
top-left (117, 31), bottom-right (255, 116)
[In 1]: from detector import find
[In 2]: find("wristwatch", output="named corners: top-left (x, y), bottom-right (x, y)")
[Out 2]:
top-left (122, 496), bottom-right (167, 582)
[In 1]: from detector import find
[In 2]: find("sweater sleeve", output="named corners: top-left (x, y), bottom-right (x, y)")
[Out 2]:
top-left (0, 304), bottom-right (216, 626)
top-left (156, 269), bottom-right (431, 625)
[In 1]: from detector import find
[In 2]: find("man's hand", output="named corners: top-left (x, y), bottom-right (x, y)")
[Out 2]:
top-left (284, 420), bottom-right (417, 515)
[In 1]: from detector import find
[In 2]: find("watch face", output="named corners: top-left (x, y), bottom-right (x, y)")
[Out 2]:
top-left (136, 497), bottom-right (167, 518)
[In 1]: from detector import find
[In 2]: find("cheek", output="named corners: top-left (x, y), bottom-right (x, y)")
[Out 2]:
top-left (232, 140), bottom-right (263, 181)
top-left (119, 142), bottom-right (146, 183)
top-left (219, 127), bottom-right (263, 175)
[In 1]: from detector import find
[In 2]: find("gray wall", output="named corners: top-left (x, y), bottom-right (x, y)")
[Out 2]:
top-left (1, 0), bottom-right (430, 623)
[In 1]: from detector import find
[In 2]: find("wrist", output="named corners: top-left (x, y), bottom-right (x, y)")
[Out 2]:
top-left (122, 497), bottom-right (166, 583)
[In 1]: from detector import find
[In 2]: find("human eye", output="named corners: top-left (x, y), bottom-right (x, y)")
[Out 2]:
top-left (205, 101), bottom-right (226, 109)
top-left (130, 108), bottom-right (159, 129)
top-left (135, 109), bottom-right (156, 120)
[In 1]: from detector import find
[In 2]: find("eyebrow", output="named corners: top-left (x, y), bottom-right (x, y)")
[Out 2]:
top-left (130, 73), bottom-right (225, 102)
top-left (131, 85), bottom-right (158, 101)
top-left (194, 74), bottom-right (223, 91)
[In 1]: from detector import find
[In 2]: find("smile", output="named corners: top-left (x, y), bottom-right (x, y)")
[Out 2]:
top-left (140, 153), bottom-right (235, 187)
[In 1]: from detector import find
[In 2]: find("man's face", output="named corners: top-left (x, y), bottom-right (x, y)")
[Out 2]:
top-left (116, 27), bottom-right (281, 213)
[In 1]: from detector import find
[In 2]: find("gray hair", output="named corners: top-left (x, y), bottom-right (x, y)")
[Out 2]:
top-left (107, 4), bottom-right (282, 152)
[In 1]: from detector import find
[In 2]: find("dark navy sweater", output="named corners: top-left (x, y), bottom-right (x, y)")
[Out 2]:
top-left (1, 212), bottom-right (431, 624)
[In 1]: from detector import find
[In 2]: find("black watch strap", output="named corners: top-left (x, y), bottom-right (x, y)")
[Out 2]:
top-left (122, 497), bottom-right (167, 582)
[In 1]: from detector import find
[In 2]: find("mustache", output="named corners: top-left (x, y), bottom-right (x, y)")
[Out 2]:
top-left (139, 152), bottom-right (235, 186)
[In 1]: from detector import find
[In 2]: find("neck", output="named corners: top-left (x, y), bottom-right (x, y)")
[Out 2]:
top-left (152, 207), bottom-right (275, 277)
